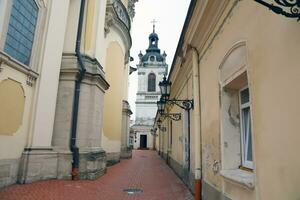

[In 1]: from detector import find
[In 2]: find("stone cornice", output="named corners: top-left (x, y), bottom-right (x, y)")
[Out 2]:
top-left (122, 100), bottom-right (133, 115)
top-left (105, 0), bottom-right (132, 53)
top-left (60, 53), bottom-right (110, 91)
top-left (168, 0), bottom-right (230, 81)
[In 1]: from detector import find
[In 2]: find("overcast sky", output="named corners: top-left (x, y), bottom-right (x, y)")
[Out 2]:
top-left (128, 0), bottom-right (191, 120)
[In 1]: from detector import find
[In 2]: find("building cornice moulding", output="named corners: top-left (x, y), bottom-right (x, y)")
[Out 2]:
top-left (0, 51), bottom-right (39, 86)
top-left (122, 100), bottom-right (133, 115)
top-left (60, 53), bottom-right (110, 91)
top-left (168, 0), bottom-right (231, 81)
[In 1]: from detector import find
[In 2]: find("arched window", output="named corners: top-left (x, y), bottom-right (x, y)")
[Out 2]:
top-left (148, 73), bottom-right (156, 92)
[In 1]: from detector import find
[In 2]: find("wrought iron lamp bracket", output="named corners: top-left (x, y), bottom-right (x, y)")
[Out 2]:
top-left (157, 124), bottom-right (166, 132)
top-left (161, 113), bottom-right (181, 121)
top-left (254, 0), bottom-right (300, 21)
top-left (165, 99), bottom-right (194, 110)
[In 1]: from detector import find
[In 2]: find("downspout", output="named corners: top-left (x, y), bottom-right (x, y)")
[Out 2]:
top-left (188, 109), bottom-right (191, 171)
top-left (70, 0), bottom-right (86, 180)
top-left (191, 46), bottom-right (202, 200)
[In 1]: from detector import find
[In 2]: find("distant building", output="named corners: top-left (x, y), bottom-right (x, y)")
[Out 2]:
top-left (132, 28), bottom-right (168, 149)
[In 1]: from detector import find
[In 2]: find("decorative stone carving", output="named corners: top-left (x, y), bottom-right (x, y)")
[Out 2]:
top-left (128, 0), bottom-right (138, 19)
top-left (105, 0), bottom-right (132, 52)
top-left (113, 0), bottom-right (130, 28)
top-left (106, 0), bottom-right (130, 30)
top-left (104, 13), bottom-right (114, 36)
top-left (26, 74), bottom-right (36, 87)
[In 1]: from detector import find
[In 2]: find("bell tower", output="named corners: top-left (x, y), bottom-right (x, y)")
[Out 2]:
top-left (131, 27), bottom-right (168, 150)
top-left (135, 28), bottom-right (168, 125)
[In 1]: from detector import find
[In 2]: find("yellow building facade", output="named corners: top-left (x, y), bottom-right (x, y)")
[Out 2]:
top-left (156, 1), bottom-right (300, 200)
top-left (102, 0), bottom-right (136, 164)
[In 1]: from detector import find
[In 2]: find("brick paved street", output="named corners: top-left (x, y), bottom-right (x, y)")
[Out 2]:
top-left (0, 150), bottom-right (193, 200)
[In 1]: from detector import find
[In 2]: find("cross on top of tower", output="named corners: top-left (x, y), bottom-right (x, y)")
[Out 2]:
top-left (151, 19), bottom-right (157, 33)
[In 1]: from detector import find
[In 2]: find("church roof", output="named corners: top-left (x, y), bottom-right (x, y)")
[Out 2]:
top-left (139, 30), bottom-right (167, 63)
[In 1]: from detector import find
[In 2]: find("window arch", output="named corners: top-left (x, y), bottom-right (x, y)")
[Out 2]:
top-left (219, 41), bottom-right (254, 170)
top-left (148, 73), bottom-right (156, 92)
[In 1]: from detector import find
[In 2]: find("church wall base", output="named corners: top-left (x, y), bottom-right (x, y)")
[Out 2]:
top-left (120, 147), bottom-right (132, 159)
top-left (18, 148), bottom-right (58, 184)
top-left (106, 152), bottom-right (121, 166)
top-left (78, 149), bottom-right (106, 180)
top-left (0, 158), bottom-right (19, 188)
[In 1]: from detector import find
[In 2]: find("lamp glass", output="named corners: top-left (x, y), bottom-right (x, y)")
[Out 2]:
top-left (157, 100), bottom-right (164, 113)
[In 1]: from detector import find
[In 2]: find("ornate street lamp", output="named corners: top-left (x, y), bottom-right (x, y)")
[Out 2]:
top-left (157, 118), bottom-right (162, 127)
top-left (156, 118), bottom-right (165, 131)
top-left (254, 0), bottom-right (300, 20)
top-left (159, 76), bottom-right (171, 99)
top-left (157, 98), bottom-right (165, 114)
top-left (158, 76), bottom-right (193, 111)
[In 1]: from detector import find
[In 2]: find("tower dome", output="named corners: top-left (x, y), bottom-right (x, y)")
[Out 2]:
top-left (140, 30), bottom-right (165, 63)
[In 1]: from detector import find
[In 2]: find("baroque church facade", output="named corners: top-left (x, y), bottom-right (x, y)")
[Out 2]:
top-left (132, 28), bottom-right (168, 150)
top-left (0, 0), bottom-right (137, 188)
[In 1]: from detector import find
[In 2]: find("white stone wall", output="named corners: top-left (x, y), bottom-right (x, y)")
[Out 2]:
top-left (137, 67), bottom-right (166, 92)
top-left (135, 63), bottom-right (167, 125)
top-left (135, 104), bottom-right (157, 124)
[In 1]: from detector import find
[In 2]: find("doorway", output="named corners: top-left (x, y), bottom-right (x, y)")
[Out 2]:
top-left (140, 135), bottom-right (147, 149)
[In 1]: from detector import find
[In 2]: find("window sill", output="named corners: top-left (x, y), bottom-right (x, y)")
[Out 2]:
top-left (0, 51), bottom-right (38, 79)
top-left (220, 169), bottom-right (255, 189)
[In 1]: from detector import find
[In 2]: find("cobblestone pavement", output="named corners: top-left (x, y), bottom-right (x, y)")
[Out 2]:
top-left (0, 150), bottom-right (193, 200)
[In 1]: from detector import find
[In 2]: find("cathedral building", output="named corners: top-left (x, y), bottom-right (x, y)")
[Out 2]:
top-left (131, 28), bottom-right (168, 150)
top-left (0, 0), bottom-right (137, 188)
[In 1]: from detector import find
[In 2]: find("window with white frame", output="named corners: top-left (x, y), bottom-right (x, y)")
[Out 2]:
top-left (219, 42), bottom-right (255, 187)
top-left (239, 87), bottom-right (253, 169)
top-left (220, 71), bottom-right (254, 171)
top-left (4, 0), bottom-right (39, 66)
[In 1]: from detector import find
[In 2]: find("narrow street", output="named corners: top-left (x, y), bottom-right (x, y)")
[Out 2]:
top-left (0, 150), bottom-right (193, 200)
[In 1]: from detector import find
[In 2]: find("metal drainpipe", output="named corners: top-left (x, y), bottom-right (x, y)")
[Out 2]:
top-left (70, 0), bottom-right (86, 180)
top-left (188, 109), bottom-right (191, 172)
top-left (190, 46), bottom-right (202, 200)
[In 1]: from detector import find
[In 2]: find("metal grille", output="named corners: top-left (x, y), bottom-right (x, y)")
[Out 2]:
top-left (123, 188), bottom-right (143, 195)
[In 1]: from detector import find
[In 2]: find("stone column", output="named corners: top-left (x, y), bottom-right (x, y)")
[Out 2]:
top-left (52, 54), bottom-right (109, 180)
top-left (120, 100), bottom-right (133, 159)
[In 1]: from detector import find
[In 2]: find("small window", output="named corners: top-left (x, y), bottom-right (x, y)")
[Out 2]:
top-left (4, 0), bottom-right (39, 66)
top-left (150, 56), bottom-right (155, 61)
top-left (151, 38), bottom-right (156, 45)
top-left (239, 87), bottom-right (253, 169)
top-left (148, 73), bottom-right (156, 92)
